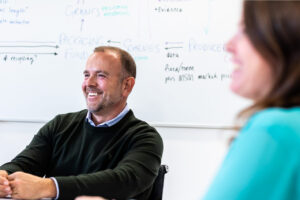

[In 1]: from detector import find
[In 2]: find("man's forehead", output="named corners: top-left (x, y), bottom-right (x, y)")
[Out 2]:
top-left (86, 51), bottom-right (120, 66)
top-left (84, 52), bottom-right (122, 74)
top-left (93, 50), bottom-right (119, 59)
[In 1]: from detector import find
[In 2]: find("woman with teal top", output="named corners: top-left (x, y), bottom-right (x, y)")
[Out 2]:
top-left (203, 1), bottom-right (300, 200)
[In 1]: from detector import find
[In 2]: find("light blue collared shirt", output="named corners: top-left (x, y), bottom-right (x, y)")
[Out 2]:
top-left (52, 105), bottom-right (130, 199)
top-left (86, 104), bottom-right (130, 127)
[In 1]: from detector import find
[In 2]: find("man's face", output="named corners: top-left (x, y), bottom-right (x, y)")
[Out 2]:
top-left (82, 51), bottom-right (125, 114)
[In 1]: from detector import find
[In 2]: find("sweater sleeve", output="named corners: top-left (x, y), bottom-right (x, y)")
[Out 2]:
top-left (203, 112), bottom-right (299, 200)
top-left (55, 129), bottom-right (163, 200)
top-left (0, 117), bottom-right (57, 176)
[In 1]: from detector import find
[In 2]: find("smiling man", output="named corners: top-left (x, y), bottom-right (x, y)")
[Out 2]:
top-left (0, 46), bottom-right (163, 200)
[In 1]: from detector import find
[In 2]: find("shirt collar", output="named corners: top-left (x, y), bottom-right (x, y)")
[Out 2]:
top-left (86, 104), bottom-right (130, 127)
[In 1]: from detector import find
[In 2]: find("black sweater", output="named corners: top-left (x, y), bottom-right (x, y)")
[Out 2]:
top-left (0, 110), bottom-right (163, 200)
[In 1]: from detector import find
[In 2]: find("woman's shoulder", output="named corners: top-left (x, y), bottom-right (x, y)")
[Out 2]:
top-left (250, 107), bottom-right (300, 127)
top-left (243, 107), bottom-right (300, 146)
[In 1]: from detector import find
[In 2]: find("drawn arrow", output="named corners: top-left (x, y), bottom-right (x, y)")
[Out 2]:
top-left (0, 41), bottom-right (56, 44)
top-left (107, 40), bottom-right (121, 44)
top-left (164, 47), bottom-right (183, 50)
top-left (80, 19), bottom-right (85, 32)
top-left (0, 45), bottom-right (59, 48)
top-left (0, 52), bottom-right (58, 55)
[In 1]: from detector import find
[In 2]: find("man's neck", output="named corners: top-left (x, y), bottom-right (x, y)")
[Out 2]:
top-left (91, 103), bottom-right (127, 126)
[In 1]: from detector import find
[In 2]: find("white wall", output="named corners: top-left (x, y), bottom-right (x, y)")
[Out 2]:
top-left (0, 122), bottom-right (234, 200)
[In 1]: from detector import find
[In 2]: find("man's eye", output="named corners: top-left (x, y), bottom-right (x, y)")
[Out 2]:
top-left (98, 74), bottom-right (106, 78)
top-left (83, 73), bottom-right (89, 78)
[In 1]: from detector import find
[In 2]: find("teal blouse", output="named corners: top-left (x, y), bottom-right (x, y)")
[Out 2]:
top-left (203, 107), bottom-right (300, 200)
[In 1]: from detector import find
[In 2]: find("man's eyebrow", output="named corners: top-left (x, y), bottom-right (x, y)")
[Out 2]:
top-left (83, 70), bottom-right (109, 75)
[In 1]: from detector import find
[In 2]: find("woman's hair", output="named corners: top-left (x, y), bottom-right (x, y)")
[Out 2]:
top-left (238, 0), bottom-right (300, 120)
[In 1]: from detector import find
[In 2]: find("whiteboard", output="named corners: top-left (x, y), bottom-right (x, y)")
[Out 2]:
top-left (0, 0), bottom-right (250, 127)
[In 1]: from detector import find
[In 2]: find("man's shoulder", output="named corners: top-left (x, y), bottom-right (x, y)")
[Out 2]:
top-left (123, 110), bottom-right (158, 133)
top-left (120, 110), bottom-right (163, 153)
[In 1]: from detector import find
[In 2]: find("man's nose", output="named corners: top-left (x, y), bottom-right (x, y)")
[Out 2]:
top-left (86, 75), bottom-right (97, 86)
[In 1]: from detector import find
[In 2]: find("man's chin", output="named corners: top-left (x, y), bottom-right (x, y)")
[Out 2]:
top-left (87, 106), bottom-right (103, 113)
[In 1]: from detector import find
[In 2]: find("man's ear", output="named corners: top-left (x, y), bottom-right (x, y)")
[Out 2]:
top-left (122, 77), bottom-right (135, 97)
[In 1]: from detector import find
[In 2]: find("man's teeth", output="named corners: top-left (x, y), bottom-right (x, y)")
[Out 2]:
top-left (88, 92), bottom-right (97, 96)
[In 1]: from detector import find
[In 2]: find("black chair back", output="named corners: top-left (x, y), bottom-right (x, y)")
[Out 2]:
top-left (149, 165), bottom-right (169, 200)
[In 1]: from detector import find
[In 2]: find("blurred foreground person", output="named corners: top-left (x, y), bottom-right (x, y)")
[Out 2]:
top-left (204, 1), bottom-right (300, 200)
